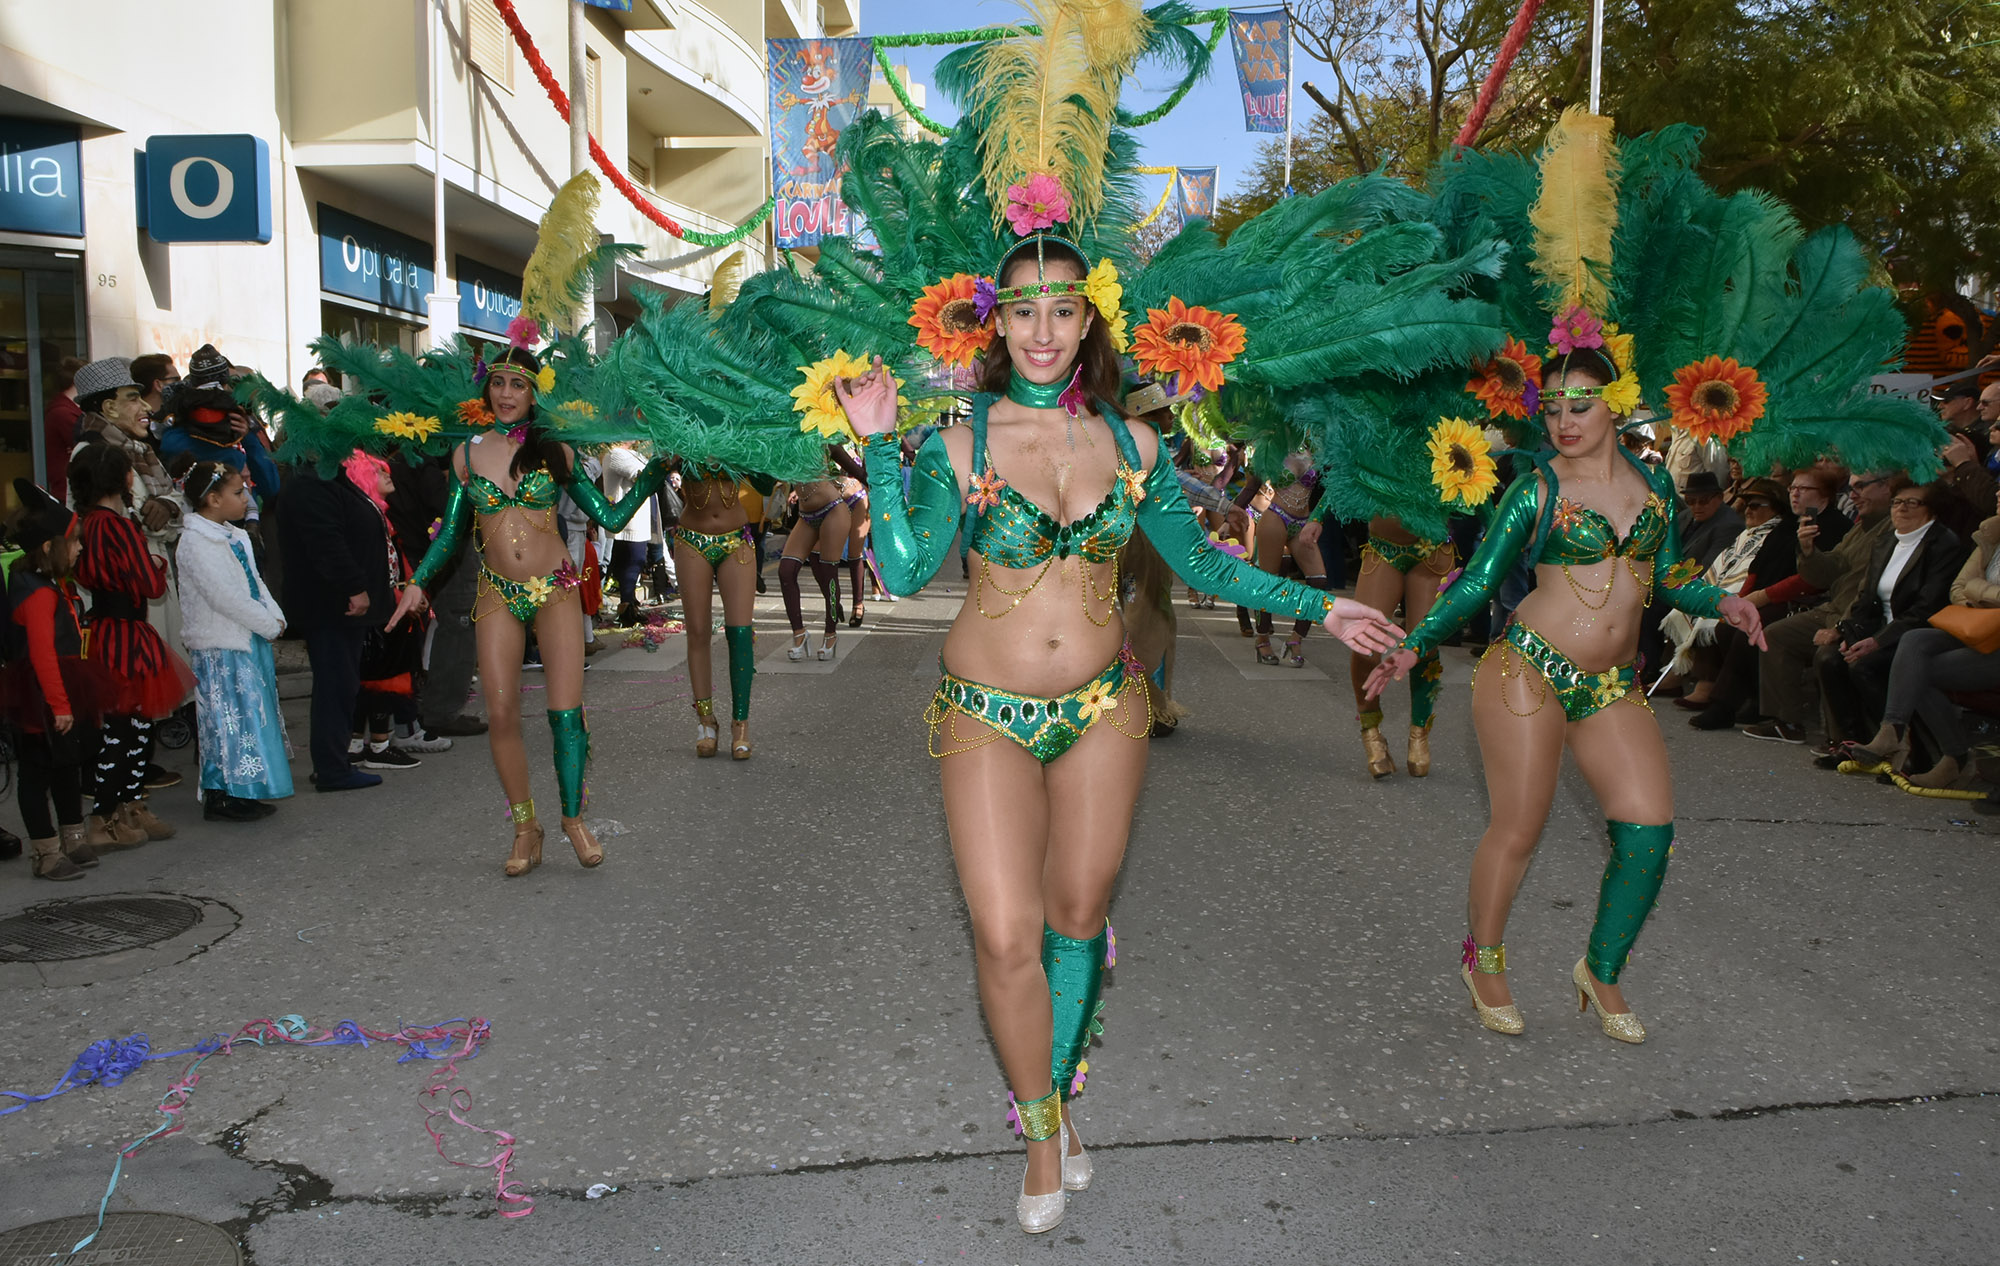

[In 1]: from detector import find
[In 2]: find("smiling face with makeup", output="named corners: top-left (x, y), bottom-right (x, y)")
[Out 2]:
top-left (1540, 361), bottom-right (1620, 462)
top-left (994, 254), bottom-right (1093, 386)
top-left (485, 366), bottom-right (535, 426)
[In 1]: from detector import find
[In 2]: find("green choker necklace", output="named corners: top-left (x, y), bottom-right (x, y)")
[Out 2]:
top-left (1006, 368), bottom-right (1080, 411)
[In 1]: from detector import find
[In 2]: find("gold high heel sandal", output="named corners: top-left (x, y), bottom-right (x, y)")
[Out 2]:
top-left (1360, 726), bottom-right (1395, 778)
top-left (693, 699), bottom-right (719, 758)
top-left (1460, 940), bottom-right (1523, 1035)
top-left (505, 800), bottom-right (543, 878)
top-left (730, 719), bottom-right (752, 760)
top-left (1573, 957), bottom-right (1646, 1044)
top-left (563, 817), bottom-right (603, 867)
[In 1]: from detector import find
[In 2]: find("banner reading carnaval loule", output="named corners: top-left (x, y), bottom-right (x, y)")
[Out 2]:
top-left (768, 37), bottom-right (873, 248)
top-left (1228, 8), bottom-right (1290, 134)
top-left (1177, 167), bottom-right (1218, 221)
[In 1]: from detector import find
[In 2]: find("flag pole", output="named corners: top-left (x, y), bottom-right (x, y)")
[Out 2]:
top-left (1587, 0), bottom-right (1604, 113)
top-left (1282, 3), bottom-right (1296, 195)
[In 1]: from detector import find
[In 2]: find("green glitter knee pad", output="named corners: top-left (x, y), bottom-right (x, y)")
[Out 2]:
top-left (1586, 820), bottom-right (1673, 984)
top-left (1045, 922), bottom-right (1110, 1100)
top-left (1410, 651), bottom-right (1443, 728)
top-left (547, 706), bottom-right (590, 819)
top-left (725, 625), bottom-right (756, 722)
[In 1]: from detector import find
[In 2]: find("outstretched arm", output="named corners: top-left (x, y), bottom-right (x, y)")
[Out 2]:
top-left (1135, 438), bottom-right (1328, 621)
top-left (862, 430), bottom-right (959, 595)
top-left (409, 475), bottom-right (472, 593)
top-left (567, 458), bottom-right (668, 532)
top-left (1399, 474), bottom-right (1541, 659)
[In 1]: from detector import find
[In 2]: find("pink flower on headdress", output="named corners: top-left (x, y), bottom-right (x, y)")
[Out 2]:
top-left (1004, 174), bottom-right (1071, 237)
top-left (1549, 305), bottom-right (1605, 354)
top-left (506, 314), bottom-right (542, 352)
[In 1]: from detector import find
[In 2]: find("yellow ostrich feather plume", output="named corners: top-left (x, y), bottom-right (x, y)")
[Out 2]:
top-left (522, 170), bottom-right (605, 330)
top-left (708, 248), bottom-right (748, 313)
top-left (968, 0), bottom-right (1151, 231)
top-left (1529, 108), bottom-right (1621, 317)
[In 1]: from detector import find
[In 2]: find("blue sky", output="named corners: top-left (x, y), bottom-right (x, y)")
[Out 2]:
top-left (857, 0), bottom-right (1312, 207)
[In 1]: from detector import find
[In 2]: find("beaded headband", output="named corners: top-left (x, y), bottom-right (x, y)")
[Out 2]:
top-left (1544, 385), bottom-right (1609, 400)
top-left (992, 278), bottom-right (1089, 305)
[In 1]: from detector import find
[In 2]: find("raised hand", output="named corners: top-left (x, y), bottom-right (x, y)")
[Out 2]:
top-left (830, 357), bottom-right (900, 437)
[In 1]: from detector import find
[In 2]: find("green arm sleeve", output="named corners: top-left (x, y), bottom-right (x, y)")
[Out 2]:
top-left (1399, 474), bottom-right (1541, 658)
top-left (1654, 502), bottom-right (1730, 619)
top-left (865, 430), bottom-right (960, 596)
top-left (567, 459), bottom-right (669, 532)
top-left (410, 475), bottom-right (473, 592)
top-left (1136, 437), bottom-right (1333, 622)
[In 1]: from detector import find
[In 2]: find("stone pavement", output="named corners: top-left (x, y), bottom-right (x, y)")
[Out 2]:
top-left (1, 582), bottom-right (1995, 1264)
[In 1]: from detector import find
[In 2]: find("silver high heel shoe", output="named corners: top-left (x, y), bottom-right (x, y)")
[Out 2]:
top-left (1062, 1111), bottom-right (1092, 1191)
top-left (1014, 1092), bottom-right (1066, 1234)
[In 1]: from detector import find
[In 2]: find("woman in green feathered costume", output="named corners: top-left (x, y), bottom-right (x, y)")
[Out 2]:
top-left (1369, 109), bottom-right (1944, 1048)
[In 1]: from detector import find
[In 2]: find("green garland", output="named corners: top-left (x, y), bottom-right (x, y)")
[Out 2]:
top-left (679, 197), bottom-right (776, 249)
top-left (871, 7), bottom-right (1234, 136)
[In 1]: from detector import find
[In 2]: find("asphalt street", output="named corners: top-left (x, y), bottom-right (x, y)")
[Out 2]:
top-left (1, 580), bottom-right (1995, 1265)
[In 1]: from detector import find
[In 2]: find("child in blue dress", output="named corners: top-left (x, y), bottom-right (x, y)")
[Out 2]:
top-left (171, 456), bottom-right (292, 820)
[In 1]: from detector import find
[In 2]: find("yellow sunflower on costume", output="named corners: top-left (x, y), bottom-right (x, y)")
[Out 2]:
top-left (1084, 260), bottom-right (1129, 352)
top-left (1664, 355), bottom-right (1766, 444)
top-left (792, 349), bottom-right (893, 441)
top-left (1466, 335), bottom-right (1542, 420)
top-left (1599, 373), bottom-right (1642, 416)
top-left (908, 274), bottom-right (995, 368)
top-left (535, 364), bottom-right (557, 393)
top-left (1428, 416), bottom-right (1500, 508)
top-left (374, 412), bottom-right (441, 443)
top-left (1131, 298), bottom-right (1246, 395)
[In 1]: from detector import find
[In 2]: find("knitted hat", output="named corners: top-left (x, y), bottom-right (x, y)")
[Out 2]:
top-left (185, 343), bottom-right (232, 389)
top-left (72, 358), bottom-right (138, 400)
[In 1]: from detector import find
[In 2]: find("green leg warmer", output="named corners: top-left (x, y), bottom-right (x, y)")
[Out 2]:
top-left (725, 625), bottom-right (756, 722)
top-left (548, 706), bottom-right (590, 819)
top-left (1045, 922), bottom-right (1110, 1100)
top-left (1410, 651), bottom-right (1443, 728)
top-left (1586, 820), bottom-right (1673, 984)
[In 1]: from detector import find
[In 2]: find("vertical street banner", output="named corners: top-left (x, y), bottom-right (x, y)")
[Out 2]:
top-left (1228, 8), bottom-right (1290, 134)
top-left (1177, 167), bottom-right (1218, 221)
top-left (769, 37), bottom-right (873, 249)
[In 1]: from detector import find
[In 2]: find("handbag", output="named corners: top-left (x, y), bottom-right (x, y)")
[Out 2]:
top-left (1927, 603), bottom-right (2000, 654)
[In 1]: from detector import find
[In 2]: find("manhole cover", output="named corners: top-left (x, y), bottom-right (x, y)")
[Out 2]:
top-left (0, 1211), bottom-right (241, 1264)
top-left (0, 896), bottom-right (203, 962)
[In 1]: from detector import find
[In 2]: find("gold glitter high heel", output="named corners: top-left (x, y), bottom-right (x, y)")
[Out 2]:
top-left (1573, 957), bottom-right (1646, 1044)
top-left (504, 800), bottom-right (542, 878)
top-left (1360, 726), bottom-right (1395, 778)
top-left (1460, 939), bottom-right (1523, 1035)
top-left (1407, 723), bottom-right (1433, 777)
top-left (693, 699), bottom-right (719, 758)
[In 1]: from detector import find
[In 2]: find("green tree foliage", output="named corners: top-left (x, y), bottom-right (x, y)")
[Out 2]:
top-left (1216, 1), bottom-right (2000, 293)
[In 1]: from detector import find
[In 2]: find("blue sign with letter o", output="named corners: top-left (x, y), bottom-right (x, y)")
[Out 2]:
top-left (142, 134), bottom-right (272, 243)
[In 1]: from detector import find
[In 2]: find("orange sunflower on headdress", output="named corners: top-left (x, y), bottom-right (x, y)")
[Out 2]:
top-left (1131, 298), bottom-right (1247, 395)
top-left (1466, 336), bottom-right (1542, 420)
top-left (909, 274), bottom-right (996, 368)
top-left (1665, 356), bottom-right (1767, 444)
top-left (457, 399), bottom-right (495, 428)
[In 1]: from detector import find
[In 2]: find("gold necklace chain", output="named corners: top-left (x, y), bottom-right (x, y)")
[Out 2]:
top-left (973, 552), bottom-right (1120, 628)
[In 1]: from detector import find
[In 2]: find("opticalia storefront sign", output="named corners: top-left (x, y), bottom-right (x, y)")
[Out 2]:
top-left (0, 118), bottom-right (83, 237)
top-left (138, 134), bottom-right (273, 243)
top-left (317, 204), bottom-right (432, 315)
top-left (455, 256), bottom-right (525, 339)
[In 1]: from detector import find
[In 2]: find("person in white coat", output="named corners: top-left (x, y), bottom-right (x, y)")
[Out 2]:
top-left (172, 455), bottom-right (292, 820)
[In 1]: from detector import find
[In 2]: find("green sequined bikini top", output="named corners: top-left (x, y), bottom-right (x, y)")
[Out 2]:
top-left (468, 467), bottom-right (560, 513)
top-left (1532, 457), bottom-right (1670, 566)
top-left (966, 396), bottom-right (1142, 569)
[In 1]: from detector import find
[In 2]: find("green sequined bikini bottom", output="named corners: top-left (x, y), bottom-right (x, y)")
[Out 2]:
top-left (478, 559), bottom-right (581, 624)
top-left (928, 645), bottom-right (1150, 763)
top-left (676, 524), bottom-right (754, 568)
top-left (1363, 535), bottom-right (1454, 576)
top-left (1483, 621), bottom-right (1644, 722)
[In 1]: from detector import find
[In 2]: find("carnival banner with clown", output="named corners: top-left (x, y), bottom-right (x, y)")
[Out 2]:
top-left (768, 37), bottom-right (873, 248)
